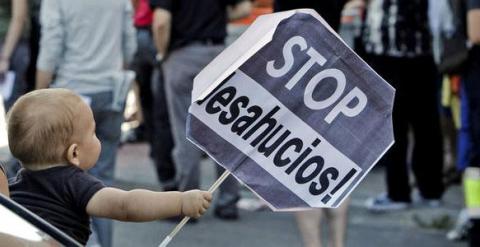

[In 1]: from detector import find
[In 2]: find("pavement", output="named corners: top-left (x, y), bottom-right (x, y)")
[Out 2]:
top-left (111, 142), bottom-right (467, 247)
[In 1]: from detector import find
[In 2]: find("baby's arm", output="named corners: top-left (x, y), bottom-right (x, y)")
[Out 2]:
top-left (86, 188), bottom-right (212, 222)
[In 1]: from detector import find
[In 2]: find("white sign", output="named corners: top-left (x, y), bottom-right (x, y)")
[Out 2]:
top-left (188, 9), bottom-right (395, 210)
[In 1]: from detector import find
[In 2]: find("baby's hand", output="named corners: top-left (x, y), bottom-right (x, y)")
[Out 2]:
top-left (180, 190), bottom-right (212, 218)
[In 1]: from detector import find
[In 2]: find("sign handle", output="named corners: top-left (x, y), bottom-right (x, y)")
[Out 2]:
top-left (158, 170), bottom-right (231, 247)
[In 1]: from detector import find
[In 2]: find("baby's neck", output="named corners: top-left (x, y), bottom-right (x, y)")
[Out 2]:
top-left (26, 163), bottom-right (70, 171)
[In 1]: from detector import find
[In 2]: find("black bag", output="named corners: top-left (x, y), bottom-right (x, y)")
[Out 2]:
top-left (438, 0), bottom-right (469, 74)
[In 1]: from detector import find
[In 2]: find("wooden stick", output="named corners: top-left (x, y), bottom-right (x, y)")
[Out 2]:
top-left (158, 170), bottom-right (231, 247)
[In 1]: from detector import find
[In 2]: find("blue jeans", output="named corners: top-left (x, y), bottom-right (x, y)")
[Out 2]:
top-left (1, 40), bottom-right (29, 111)
top-left (85, 91), bottom-right (124, 247)
top-left (458, 83), bottom-right (472, 171)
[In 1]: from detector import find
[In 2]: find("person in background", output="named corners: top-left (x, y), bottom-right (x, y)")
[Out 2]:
top-left (25, 0), bottom-right (42, 93)
top-left (273, 0), bottom-right (347, 31)
top-left (463, 0), bottom-right (480, 245)
top-left (362, 0), bottom-right (444, 211)
top-left (0, 0), bottom-right (42, 96)
top-left (150, 0), bottom-right (251, 220)
top-left (35, 0), bottom-right (137, 245)
top-left (127, 0), bottom-right (154, 144)
top-left (0, 0), bottom-right (29, 111)
top-left (0, 0), bottom-right (42, 179)
top-left (274, 1), bottom-right (349, 246)
top-left (131, 0), bottom-right (177, 192)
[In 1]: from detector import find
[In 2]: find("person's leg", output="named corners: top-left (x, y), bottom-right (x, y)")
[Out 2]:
top-left (367, 55), bottom-right (411, 203)
top-left (87, 92), bottom-right (124, 247)
top-left (470, 219), bottom-right (480, 247)
top-left (151, 67), bottom-right (176, 190)
top-left (295, 209), bottom-right (323, 247)
top-left (463, 55), bottom-right (480, 167)
top-left (408, 56), bottom-right (444, 200)
top-left (325, 198), bottom-right (350, 247)
top-left (201, 45), bottom-right (240, 216)
top-left (458, 83), bottom-right (472, 171)
top-left (163, 47), bottom-right (203, 192)
top-left (2, 41), bottom-right (29, 177)
top-left (384, 102), bottom-right (410, 202)
top-left (3, 40), bottom-right (29, 111)
top-left (25, 16), bottom-right (40, 93)
top-left (163, 44), bottom-right (239, 209)
top-left (214, 166), bottom-right (240, 219)
top-left (89, 107), bottom-right (123, 186)
top-left (131, 28), bottom-right (155, 143)
top-left (462, 49), bottom-right (480, 247)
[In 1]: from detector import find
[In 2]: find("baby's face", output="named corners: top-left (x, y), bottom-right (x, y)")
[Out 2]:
top-left (73, 101), bottom-right (101, 170)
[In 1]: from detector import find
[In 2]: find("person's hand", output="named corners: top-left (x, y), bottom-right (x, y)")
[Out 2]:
top-left (154, 53), bottom-right (164, 68)
top-left (0, 58), bottom-right (9, 80)
top-left (180, 190), bottom-right (212, 218)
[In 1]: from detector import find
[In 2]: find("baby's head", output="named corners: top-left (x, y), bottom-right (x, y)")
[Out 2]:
top-left (7, 89), bottom-right (101, 171)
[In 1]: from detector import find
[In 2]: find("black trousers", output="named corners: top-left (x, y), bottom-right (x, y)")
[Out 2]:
top-left (463, 47), bottom-right (480, 247)
top-left (131, 28), bottom-right (176, 187)
top-left (151, 68), bottom-right (176, 186)
top-left (366, 54), bottom-right (444, 202)
top-left (463, 46), bottom-right (480, 167)
top-left (25, 16), bottom-right (40, 92)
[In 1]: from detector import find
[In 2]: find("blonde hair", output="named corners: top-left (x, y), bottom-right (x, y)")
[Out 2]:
top-left (7, 89), bottom-right (84, 169)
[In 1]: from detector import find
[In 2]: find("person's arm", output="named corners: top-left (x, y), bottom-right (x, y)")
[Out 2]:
top-left (35, 0), bottom-right (65, 89)
top-left (227, 0), bottom-right (252, 21)
top-left (35, 70), bottom-right (53, 89)
top-left (131, 0), bottom-right (140, 10)
top-left (0, 167), bottom-right (8, 197)
top-left (0, 0), bottom-right (28, 75)
top-left (468, 8), bottom-right (480, 45)
top-left (123, 0), bottom-right (137, 66)
top-left (345, 0), bottom-right (366, 9)
top-left (151, 7), bottom-right (171, 59)
top-left (86, 188), bottom-right (212, 221)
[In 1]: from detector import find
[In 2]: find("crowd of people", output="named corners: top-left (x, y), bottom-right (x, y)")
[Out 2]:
top-left (0, 0), bottom-right (479, 247)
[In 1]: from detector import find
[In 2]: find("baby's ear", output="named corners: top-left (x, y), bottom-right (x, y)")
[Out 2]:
top-left (66, 143), bottom-right (80, 167)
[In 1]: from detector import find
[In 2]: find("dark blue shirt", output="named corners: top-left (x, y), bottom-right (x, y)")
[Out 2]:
top-left (9, 166), bottom-right (105, 245)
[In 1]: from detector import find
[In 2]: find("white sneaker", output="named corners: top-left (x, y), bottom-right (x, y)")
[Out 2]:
top-left (446, 209), bottom-right (470, 241)
top-left (412, 190), bottom-right (442, 208)
top-left (365, 193), bottom-right (410, 212)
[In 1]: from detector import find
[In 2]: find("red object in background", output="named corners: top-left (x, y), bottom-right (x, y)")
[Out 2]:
top-left (340, 0), bottom-right (365, 25)
top-left (231, 0), bottom-right (273, 25)
top-left (134, 0), bottom-right (153, 27)
top-left (451, 75), bottom-right (461, 95)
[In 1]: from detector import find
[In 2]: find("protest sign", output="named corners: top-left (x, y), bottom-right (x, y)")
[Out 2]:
top-left (188, 9), bottom-right (395, 210)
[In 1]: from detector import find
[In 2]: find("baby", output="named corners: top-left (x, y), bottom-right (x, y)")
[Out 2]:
top-left (7, 88), bottom-right (212, 245)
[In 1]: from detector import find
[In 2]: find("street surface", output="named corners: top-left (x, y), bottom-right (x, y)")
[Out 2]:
top-left (112, 143), bottom-right (466, 247)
